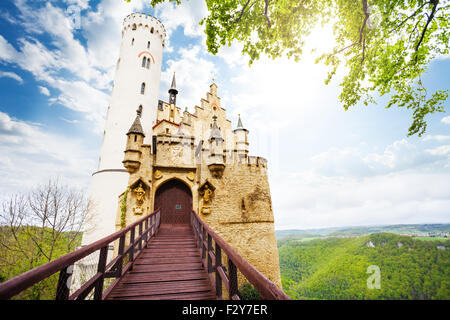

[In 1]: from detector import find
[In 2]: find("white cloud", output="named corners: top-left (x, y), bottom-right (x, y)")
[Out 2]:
top-left (0, 0), bottom-right (150, 132)
top-left (215, 41), bottom-right (247, 67)
top-left (0, 35), bottom-right (19, 62)
top-left (47, 79), bottom-right (109, 130)
top-left (271, 135), bottom-right (450, 229)
top-left (60, 117), bottom-right (79, 124)
top-left (423, 134), bottom-right (450, 142)
top-left (309, 138), bottom-right (449, 178)
top-left (160, 45), bottom-right (217, 111)
top-left (62, 0), bottom-right (90, 10)
top-left (0, 111), bottom-right (96, 197)
top-left (425, 145), bottom-right (450, 156)
top-left (272, 171), bottom-right (450, 230)
top-left (0, 71), bottom-right (23, 83)
top-left (154, 0), bottom-right (207, 38)
top-left (442, 116), bottom-right (450, 124)
top-left (38, 86), bottom-right (50, 96)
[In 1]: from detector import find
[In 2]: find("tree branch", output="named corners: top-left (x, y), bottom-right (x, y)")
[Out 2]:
top-left (235, 0), bottom-right (252, 24)
top-left (326, 0), bottom-right (369, 60)
top-left (415, 0), bottom-right (439, 53)
top-left (264, 0), bottom-right (271, 28)
top-left (360, 0), bottom-right (369, 64)
top-left (390, 1), bottom-right (433, 33)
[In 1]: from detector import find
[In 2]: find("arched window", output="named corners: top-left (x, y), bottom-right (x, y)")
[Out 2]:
top-left (137, 105), bottom-right (143, 117)
top-left (147, 41), bottom-right (150, 49)
top-left (131, 38), bottom-right (134, 46)
top-left (146, 58), bottom-right (150, 69)
top-left (142, 57), bottom-right (146, 67)
top-left (132, 24), bottom-right (137, 30)
top-left (140, 83), bottom-right (145, 95)
top-left (150, 27), bottom-right (154, 34)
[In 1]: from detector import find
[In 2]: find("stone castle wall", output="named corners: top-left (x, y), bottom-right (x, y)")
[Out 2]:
top-left (116, 83), bottom-right (282, 290)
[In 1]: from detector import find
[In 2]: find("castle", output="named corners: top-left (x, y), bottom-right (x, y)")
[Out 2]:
top-left (81, 13), bottom-right (282, 289)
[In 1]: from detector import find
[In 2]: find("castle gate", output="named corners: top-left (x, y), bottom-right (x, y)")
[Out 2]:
top-left (154, 179), bottom-right (192, 225)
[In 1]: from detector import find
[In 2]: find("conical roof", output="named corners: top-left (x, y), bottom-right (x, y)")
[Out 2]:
top-left (209, 116), bottom-right (223, 140)
top-left (127, 115), bottom-right (145, 136)
top-left (233, 114), bottom-right (249, 133)
top-left (237, 114), bottom-right (244, 128)
top-left (171, 72), bottom-right (176, 90)
top-left (168, 72), bottom-right (178, 94)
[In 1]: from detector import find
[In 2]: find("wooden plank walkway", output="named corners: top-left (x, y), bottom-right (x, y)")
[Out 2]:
top-left (106, 225), bottom-right (216, 300)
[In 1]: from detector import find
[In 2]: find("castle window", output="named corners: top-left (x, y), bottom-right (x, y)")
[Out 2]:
top-left (150, 27), bottom-right (154, 34)
top-left (140, 82), bottom-right (145, 94)
top-left (147, 41), bottom-right (150, 49)
top-left (134, 135), bottom-right (137, 142)
top-left (146, 58), bottom-right (150, 69)
top-left (142, 57), bottom-right (146, 67)
top-left (137, 105), bottom-right (143, 116)
top-left (132, 24), bottom-right (137, 30)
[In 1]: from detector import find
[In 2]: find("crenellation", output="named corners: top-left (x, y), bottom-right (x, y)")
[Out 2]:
top-left (122, 13), bottom-right (167, 46)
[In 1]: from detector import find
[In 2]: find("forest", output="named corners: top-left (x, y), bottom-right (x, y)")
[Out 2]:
top-left (278, 232), bottom-right (450, 299)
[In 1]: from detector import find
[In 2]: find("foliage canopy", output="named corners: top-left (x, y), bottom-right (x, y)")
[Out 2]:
top-left (144, 0), bottom-right (450, 136)
top-left (278, 233), bottom-right (450, 299)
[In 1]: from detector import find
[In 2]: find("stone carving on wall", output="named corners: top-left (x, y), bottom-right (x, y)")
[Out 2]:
top-left (133, 182), bottom-right (146, 215)
top-left (208, 163), bottom-right (225, 178)
top-left (198, 180), bottom-right (215, 215)
top-left (186, 171), bottom-right (195, 181)
top-left (153, 169), bottom-right (163, 179)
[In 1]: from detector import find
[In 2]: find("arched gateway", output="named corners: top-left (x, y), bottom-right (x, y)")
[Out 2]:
top-left (154, 179), bottom-right (192, 225)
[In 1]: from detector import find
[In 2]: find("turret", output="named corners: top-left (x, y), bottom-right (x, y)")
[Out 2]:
top-left (123, 112), bottom-right (145, 173)
top-left (233, 114), bottom-right (249, 162)
top-left (208, 116), bottom-right (225, 178)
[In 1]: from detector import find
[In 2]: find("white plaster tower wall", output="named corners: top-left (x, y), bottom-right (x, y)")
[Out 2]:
top-left (82, 13), bottom-right (166, 246)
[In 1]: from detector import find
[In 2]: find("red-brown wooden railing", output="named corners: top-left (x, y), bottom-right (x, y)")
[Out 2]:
top-left (190, 210), bottom-right (290, 300)
top-left (0, 209), bottom-right (161, 300)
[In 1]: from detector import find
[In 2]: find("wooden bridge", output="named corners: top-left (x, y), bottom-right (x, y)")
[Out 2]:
top-left (0, 209), bottom-right (290, 300)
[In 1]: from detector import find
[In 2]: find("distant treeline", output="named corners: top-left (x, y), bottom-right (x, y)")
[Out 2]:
top-left (276, 223), bottom-right (450, 239)
top-left (279, 233), bottom-right (450, 300)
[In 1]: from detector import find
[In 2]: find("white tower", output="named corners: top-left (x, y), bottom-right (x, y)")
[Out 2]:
top-left (82, 13), bottom-right (166, 245)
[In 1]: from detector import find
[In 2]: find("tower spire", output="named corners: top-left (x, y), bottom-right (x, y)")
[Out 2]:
top-left (237, 114), bottom-right (244, 128)
top-left (168, 72), bottom-right (178, 105)
top-left (127, 112), bottom-right (145, 137)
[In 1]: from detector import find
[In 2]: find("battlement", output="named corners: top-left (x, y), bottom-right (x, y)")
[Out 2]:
top-left (122, 13), bottom-right (166, 45)
top-left (247, 156), bottom-right (268, 168)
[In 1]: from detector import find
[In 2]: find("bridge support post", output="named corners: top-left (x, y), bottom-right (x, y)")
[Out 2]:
top-left (94, 246), bottom-right (108, 300)
top-left (55, 265), bottom-right (73, 300)
top-left (228, 258), bottom-right (239, 300)
top-left (215, 244), bottom-right (222, 299)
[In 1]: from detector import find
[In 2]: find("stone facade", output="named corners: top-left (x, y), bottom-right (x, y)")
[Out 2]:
top-left (116, 82), bottom-right (282, 289)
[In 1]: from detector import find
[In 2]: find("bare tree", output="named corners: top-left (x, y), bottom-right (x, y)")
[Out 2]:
top-left (0, 178), bottom-right (92, 299)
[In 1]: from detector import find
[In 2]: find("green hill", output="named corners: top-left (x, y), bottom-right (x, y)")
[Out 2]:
top-left (279, 233), bottom-right (450, 299)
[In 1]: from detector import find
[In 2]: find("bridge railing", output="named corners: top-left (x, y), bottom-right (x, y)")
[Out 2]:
top-left (0, 209), bottom-right (161, 300)
top-left (190, 210), bottom-right (290, 300)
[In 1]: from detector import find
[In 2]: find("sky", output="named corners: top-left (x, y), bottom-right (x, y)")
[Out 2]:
top-left (0, 0), bottom-right (449, 230)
